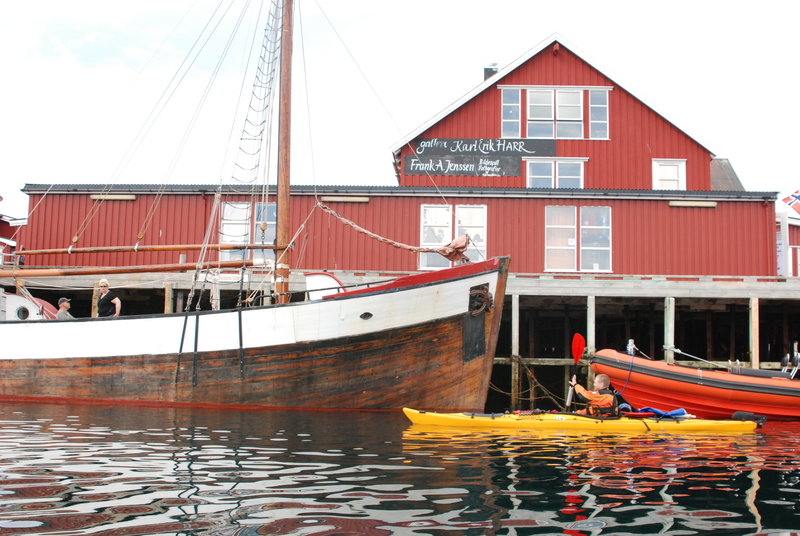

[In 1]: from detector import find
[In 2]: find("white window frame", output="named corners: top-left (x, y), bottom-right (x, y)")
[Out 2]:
top-left (420, 204), bottom-right (453, 270)
top-left (253, 201), bottom-right (277, 263)
top-left (220, 202), bottom-right (251, 261)
top-left (525, 157), bottom-right (587, 188)
top-left (545, 205), bottom-right (612, 272)
top-left (501, 88), bottom-right (521, 138)
top-left (652, 159), bottom-right (687, 190)
top-left (526, 89), bottom-right (584, 140)
top-left (457, 205), bottom-right (487, 263)
top-left (555, 89), bottom-right (583, 139)
top-left (579, 206), bottom-right (612, 272)
top-left (526, 89), bottom-right (555, 139)
top-left (419, 204), bottom-right (487, 270)
top-left (588, 89), bottom-right (609, 139)
top-left (503, 85), bottom-right (612, 140)
top-left (545, 206), bottom-right (577, 271)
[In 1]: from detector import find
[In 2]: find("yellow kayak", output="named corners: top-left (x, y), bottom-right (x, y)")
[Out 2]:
top-left (402, 408), bottom-right (758, 434)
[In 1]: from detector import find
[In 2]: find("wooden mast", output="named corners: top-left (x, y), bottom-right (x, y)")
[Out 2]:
top-left (0, 259), bottom-right (261, 278)
top-left (16, 243), bottom-right (282, 256)
top-left (274, 0), bottom-right (293, 304)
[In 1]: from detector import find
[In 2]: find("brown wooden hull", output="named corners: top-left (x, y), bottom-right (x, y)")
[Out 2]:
top-left (0, 316), bottom-right (485, 410)
top-left (0, 257), bottom-right (509, 411)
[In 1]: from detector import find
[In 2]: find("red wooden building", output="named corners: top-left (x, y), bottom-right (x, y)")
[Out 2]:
top-left (0, 211), bottom-right (24, 267)
top-left (16, 38), bottom-right (777, 279)
top-left (7, 37), bottom-right (799, 408)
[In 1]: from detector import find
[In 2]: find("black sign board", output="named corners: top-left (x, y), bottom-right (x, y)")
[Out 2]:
top-left (404, 138), bottom-right (556, 177)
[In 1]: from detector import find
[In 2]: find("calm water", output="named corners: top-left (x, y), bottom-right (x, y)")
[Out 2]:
top-left (0, 403), bottom-right (798, 535)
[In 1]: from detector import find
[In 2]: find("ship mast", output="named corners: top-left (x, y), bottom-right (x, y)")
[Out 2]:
top-left (274, 0), bottom-right (292, 304)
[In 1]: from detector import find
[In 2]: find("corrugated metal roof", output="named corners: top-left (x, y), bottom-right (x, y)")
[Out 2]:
top-left (710, 158), bottom-right (745, 191)
top-left (23, 183), bottom-right (776, 201)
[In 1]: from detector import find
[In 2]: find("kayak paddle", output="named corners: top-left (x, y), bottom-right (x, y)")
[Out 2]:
top-left (565, 333), bottom-right (586, 410)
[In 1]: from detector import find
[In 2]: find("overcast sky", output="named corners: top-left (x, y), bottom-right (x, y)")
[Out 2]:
top-left (1, 0), bottom-right (798, 219)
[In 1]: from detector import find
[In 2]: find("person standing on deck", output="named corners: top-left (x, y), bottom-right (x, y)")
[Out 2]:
top-left (55, 297), bottom-right (74, 319)
top-left (96, 279), bottom-right (121, 317)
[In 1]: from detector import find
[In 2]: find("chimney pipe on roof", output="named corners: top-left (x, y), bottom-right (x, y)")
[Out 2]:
top-left (483, 63), bottom-right (498, 80)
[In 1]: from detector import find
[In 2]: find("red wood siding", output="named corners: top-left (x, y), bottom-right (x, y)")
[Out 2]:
top-left (397, 42), bottom-right (712, 191)
top-left (788, 223), bottom-right (800, 246)
top-left (17, 192), bottom-right (777, 277)
top-left (0, 220), bottom-right (13, 241)
top-left (788, 223), bottom-right (800, 275)
top-left (301, 196), bottom-right (773, 276)
top-left (18, 193), bottom-right (212, 267)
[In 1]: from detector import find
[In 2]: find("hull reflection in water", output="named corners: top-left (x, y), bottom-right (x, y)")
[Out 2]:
top-left (0, 403), bottom-right (798, 535)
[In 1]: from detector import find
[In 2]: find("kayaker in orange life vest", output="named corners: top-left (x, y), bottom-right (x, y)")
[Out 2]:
top-left (569, 373), bottom-right (619, 416)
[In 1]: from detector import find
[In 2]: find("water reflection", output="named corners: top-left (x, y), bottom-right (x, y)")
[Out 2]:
top-left (402, 423), bottom-right (800, 535)
top-left (0, 403), bottom-right (798, 535)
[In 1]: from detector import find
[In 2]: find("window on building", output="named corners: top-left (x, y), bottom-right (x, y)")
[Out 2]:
top-left (420, 204), bottom-right (487, 270)
top-left (420, 205), bottom-right (452, 269)
top-left (504, 86), bottom-right (611, 140)
top-left (652, 159), bottom-right (686, 190)
top-left (545, 206), bottom-right (576, 271)
top-left (589, 90), bottom-right (609, 139)
top-left (527, 89), bottom-right (554, 138)
top-left (545, 205), bottom-right (611, 272)
top-left (526, 158), bottom-right (585, 188)
top-left (501, 89), bottom-right (521, 138)
top-left (220, 202), bottom-right (251, 261)
top-left (457, 205), bottom-right (487, 262)
top-left (527, 89), bottom-right (583, 139)
top-left (253, 202), bottom-right (277, 262)
top-left (556, 90), bottom-right (582, 138)
top-left (219, 201), bottom-right (277, 262)
top-left (580, 206), bottom-right (611, 271)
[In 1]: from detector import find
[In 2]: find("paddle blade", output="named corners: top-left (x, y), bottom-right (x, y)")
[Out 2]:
top-left (571, 333), bottom-right (586, 364)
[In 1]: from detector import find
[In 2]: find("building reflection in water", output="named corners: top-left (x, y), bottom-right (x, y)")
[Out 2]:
top-left (0, 403), bottom-right (798, 535)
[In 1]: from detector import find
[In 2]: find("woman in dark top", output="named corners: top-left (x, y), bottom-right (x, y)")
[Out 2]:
top-left (97, 278), bottom-right (121, 317)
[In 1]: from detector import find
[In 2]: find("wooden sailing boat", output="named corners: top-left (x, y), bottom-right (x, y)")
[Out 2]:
top-left (0, 0), bottom-right (509, 411)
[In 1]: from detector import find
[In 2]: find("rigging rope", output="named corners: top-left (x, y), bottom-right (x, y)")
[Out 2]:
top-left (315, 201), bottom-right (471, 262)
top-left (10, 184), bottom-right (54, 246)
top-left (186, 0), bottom-right (282, 306)
top-left (71, 0), bottom-right (236, 247)
top-left (137, 0), bottom-right (256, 245)
top-left (488, 356), bottom-right (568, 409)
top-left (311, 0), bottom-right (452, 207)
